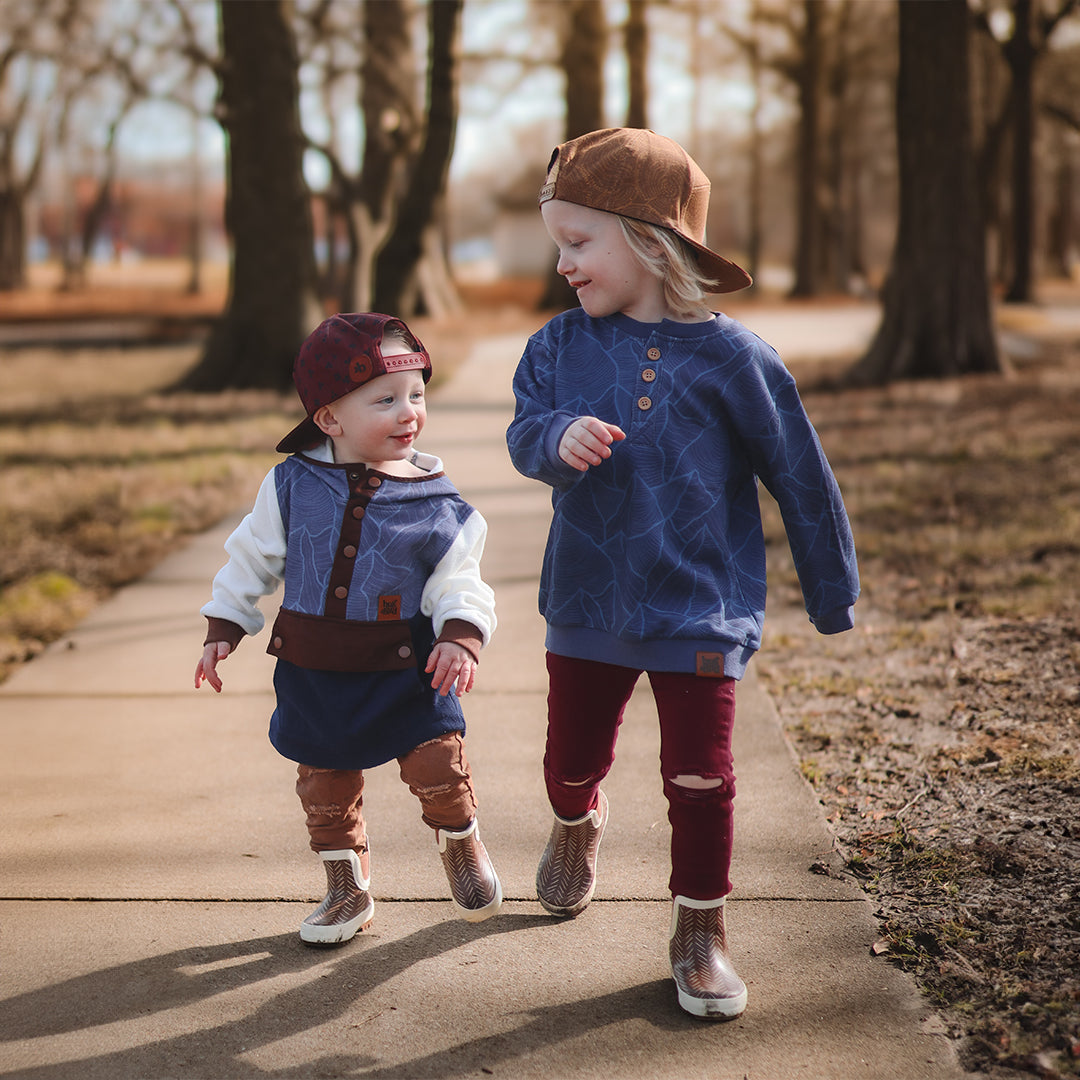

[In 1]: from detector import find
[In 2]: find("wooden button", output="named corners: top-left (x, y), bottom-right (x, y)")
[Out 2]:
top-left (642, 368), bottom-right (656, 382)
top-left (334, 586), bottom-right (348, 599)
top-left (343, 545), bottom-right (357, 558)
top-left (647, 347), bottom-right (661, 360)
top-left (352, 506), bottom-right (364, 519)
top-left (638, 396), bottom-right (653, 411)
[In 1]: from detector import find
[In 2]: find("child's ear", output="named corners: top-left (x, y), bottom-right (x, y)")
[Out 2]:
top-left (313, 405), bottom-right (341, 437)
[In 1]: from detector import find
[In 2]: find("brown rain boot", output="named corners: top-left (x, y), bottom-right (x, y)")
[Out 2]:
top-left (536, 789), bottom-right (608, 917)
top-left (438, 819), bottom-right (502, 923)
top-left (300, 847), bottom-right (374, 945)
top-left (668, 895), bottom-right (747, 1019)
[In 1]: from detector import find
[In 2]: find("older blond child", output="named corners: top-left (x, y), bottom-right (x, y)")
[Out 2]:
top-left (197, 312), bottom-right (501, 942)
top-left (506, 128), bottom-right (859, 1018)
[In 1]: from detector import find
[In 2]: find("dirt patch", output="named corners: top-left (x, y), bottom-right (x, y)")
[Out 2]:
top-left (759, 342), bottom-right (1080, 1079)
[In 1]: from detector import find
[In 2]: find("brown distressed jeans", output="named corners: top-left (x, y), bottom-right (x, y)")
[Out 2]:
top-left (294, 731), bottom-right (478, 852)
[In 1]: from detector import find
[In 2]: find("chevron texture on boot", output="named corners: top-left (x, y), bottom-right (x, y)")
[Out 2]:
top-left (536, 789), bottom-right (608, 917)
top-left (669, 895), bottom-right (747, 1019)
top-left (300, 848), bottom-right (374, 945)
top-left (438, 819), bottom-right (502, 923)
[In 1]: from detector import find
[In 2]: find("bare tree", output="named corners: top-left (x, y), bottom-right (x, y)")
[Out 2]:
top-left (1042, 42), bottom-right (1080, 277)
top-left (625, 0), bottom-right (648, 129)
top-left (540, 0), bottom-right (608, 311)
top-left (179, 0), bottom-right (321, 392)
top-left (59, 79), bottom-right (137, 291)
top-left (852, 0), bottom-right (998, 385)
top-left (789, 0), bottom-right (822, 297)
top-left (0, 0), bottom-right (94, 289)
top-left (726, 0), bottom-right (892, 298)
top-left (973, 0), bottom-right (1080, 303)
top-left (298, 0), bottom-right (419, 312)
top-left (373, 0), bottom-right (463, 318)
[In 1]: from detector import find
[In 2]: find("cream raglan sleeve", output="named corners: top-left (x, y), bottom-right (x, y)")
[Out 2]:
top-left (200, 468), bottom-right (287, 638)
top-left (420, 509), bottom-right (497, 650)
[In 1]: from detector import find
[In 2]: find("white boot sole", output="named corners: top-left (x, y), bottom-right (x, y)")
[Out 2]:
top-left (300, 897), bottom-right (375, 945)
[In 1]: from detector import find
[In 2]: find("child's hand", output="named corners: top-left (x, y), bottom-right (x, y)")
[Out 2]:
top-left (195, 641), bottom-right (231, 693)
top-left (558, 417), bottom-right (626, 471)
top-left (426, 641), bottom-right (477, 697)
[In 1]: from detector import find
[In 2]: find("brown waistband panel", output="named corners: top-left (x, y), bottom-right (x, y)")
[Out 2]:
top-left (267, 607), bottom-right (415, 672)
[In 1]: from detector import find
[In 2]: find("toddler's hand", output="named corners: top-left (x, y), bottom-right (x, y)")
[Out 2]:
top-left (426, 641), bottom-right (477, 697)
top-left (558, 417), bottom-right (626, 471)
top-left (195, 641), bottom-right (231, 693)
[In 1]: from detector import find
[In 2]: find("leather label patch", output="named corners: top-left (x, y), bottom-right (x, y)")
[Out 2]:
top-left (377, 595), bottom-right (402, 621)
top-left (695, 652), bottom-right (726, 678)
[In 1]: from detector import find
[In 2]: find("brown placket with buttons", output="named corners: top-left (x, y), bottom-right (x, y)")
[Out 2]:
top-left (639, 345), bottom-right (660, 414)
top-left (324, 467), bottom-right (382, 619)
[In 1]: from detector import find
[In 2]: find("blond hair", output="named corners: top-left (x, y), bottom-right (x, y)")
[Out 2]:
top-left (618, 217), bottom-right (716, 320)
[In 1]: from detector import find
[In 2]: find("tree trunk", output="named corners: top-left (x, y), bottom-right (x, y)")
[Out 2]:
top-left (852, 0), bottom-right (998, 385)
top-left (344, 0), bottom-right (418, 312)
top-left (0, 189), bottom-right (27, 290)
top-left (790, 0), bottom-right (823, 298)
top-left (625, 0), bottom-right (648, 129)
top-left (1047, 132), bottom-right (1075, 278)
top-left (1004, 0), bottom-right (1036, 302)
top-left (373, 0), bottom-right (462, 318)
top-left (541, 0), bottom-right (607, 311)
top-left (746, 0), bottom-right (764, 286)
top-left (178, 0), bottom-right (321, 393)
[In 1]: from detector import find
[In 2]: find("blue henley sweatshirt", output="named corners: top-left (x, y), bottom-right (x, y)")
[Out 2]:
top-left (506, 309), bottom-right (859, 679)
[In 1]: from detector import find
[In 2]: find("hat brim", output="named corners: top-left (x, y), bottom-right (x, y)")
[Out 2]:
top-left (276, 415), bottom-right (324, 455)
top-left (686, 240), bottom-right (753, 294)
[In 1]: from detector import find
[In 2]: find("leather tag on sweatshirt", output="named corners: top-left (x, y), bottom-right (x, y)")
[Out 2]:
top-left (377, 595), bottom-right (402, 621)
top-left (696, 652), bottom-right (726, 678)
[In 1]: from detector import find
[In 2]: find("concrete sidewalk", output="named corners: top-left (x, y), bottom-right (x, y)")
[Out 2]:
top-left (0, 319), bottom-right (968, 1079)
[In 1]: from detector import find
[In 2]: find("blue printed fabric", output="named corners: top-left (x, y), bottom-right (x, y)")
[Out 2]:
top-left (274, 454), bottom-right (473, 620)
top-left (506, 310), bottom-right (859, 678)
top-left (267, 455), bottom-right (476, 769)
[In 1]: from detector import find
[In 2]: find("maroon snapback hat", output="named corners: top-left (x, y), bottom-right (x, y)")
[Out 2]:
top-left (277, 312), bottom-right (431, 454)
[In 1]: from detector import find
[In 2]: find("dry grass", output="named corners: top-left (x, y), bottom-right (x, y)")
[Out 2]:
top-left (0, 270), bottom-right (544, 680)
top-left (759, 335), bottom-right (1080, 1078)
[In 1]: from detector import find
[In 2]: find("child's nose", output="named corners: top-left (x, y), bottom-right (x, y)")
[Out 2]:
top-left (556, 248), bottom-right (574, 276)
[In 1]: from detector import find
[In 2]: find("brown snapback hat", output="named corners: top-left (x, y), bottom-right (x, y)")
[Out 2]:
top-left (539, 127), bottom-right (751, 294)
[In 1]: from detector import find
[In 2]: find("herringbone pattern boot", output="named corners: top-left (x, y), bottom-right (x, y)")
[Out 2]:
top-left (536, 789), bottom-right (608, 917)
top-left (438, 819), bottom-right (502, 923)
top-left (300, 847), bottom-right (374, 945)
top-left (669, 895), bottom-right (747, 1018)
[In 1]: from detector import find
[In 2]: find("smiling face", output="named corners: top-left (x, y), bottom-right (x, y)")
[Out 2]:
top-left (541, 198), bottom-right (668, 323)
top-left (313, 340), bottom-right (427, 470)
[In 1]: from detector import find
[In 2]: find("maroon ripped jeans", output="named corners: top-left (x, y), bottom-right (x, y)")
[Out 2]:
top-left (544, 652), bottom-right (737, 900)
